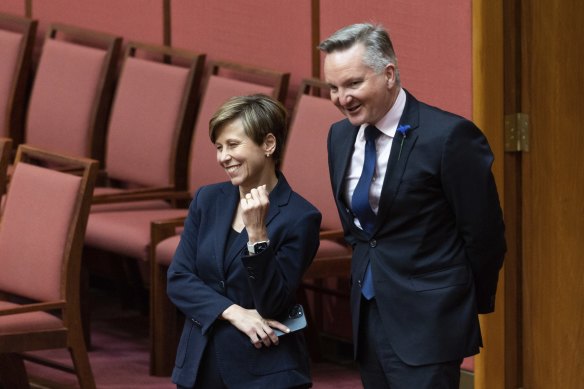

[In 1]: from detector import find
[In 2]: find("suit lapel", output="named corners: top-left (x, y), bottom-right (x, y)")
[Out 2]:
top-left (376, 90), bottom-right (420, 227)
top-left (332, 123), bottom-right (359, 209)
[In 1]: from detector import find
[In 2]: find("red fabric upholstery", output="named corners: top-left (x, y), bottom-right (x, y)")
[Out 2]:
top-left (86, 73), bottom-right (278, 262)
top-left (85, 208), bottom-right (188, 260)
top-left (282, 93), bottom-right (344, 229)
top-left (154, 235), bottom-right (181, 266)
top-left (105, 57), bottom-right (190, 187)
top-left (0, 162), bottom-right (81, 302)
top-left (0, 29), bottom-right (21, 137)
top-left (26, 39), bottom-right (107, 157)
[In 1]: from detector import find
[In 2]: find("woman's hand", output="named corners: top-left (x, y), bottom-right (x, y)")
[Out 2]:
top-left (241, 185), bottom-right (270, 243)
top-left (221, 304), bottom-right (289, 349)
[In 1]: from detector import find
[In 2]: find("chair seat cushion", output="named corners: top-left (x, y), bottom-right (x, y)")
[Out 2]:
top-left (155, 235), bottom-right (182, 266)
top-left (0, 301), bottom-right (64, 333)
top-left (85, 208), bottom-right (188, 260)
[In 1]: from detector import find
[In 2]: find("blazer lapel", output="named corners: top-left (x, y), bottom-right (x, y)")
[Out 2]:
top-left (376, 90), bottom-right (420, 227)
top-left (332, 122), bottom-right (359, 212)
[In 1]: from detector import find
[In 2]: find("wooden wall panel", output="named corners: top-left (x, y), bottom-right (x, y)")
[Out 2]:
top-left (521, 0), bottom-right (584, 387)
top-left (30, 0), bottom-right (165, 44)
top-left (0, 0), bottom-right (26, 16)
top-left (170, 0), bottom-right (313, 105)
top-left (319, 0), bottom-right (472, 119)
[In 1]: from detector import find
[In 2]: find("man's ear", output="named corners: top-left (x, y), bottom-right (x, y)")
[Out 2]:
top-left (385, 63), bottom-right (397, 85)
top-left (264, 133), bottom-right (276, 156)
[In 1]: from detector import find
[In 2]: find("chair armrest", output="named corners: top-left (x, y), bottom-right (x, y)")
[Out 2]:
top-left (151, 217), bottom-right (186, 248)
top-left (0, 300), bottom-right (66, 316)
top-left (92, 188), bottom-right (191, 204)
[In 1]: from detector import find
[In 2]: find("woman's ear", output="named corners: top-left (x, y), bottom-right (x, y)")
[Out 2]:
top-left (264, 133), bottom-right (276, 156)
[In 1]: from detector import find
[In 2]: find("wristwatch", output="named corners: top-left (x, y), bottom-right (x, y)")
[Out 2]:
top-left (247, 240), bottom-right (270, 255)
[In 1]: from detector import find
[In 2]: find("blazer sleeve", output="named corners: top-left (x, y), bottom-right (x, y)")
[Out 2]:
top-left (441, 120), bottom-right (507, 313)
top-left (167, 188), bottom-right (234, 336)
top-left (241, 203), bottom-right (321, 319)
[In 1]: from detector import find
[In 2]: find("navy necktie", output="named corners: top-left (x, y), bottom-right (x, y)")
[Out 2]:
top-left (351, 125), bottom-right (380, 299)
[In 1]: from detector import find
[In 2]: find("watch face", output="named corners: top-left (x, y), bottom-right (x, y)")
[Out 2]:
top-left (254, 242), bottom-right (269, 252)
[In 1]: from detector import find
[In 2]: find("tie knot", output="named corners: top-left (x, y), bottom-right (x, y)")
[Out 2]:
top-left (365, 125), bottom-right (380, 142)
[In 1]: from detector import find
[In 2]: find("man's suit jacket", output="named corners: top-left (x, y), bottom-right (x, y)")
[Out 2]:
top-left (167, 173), bottom-right (321, 388)
top-left (327, 90), bottom-right (506, 366)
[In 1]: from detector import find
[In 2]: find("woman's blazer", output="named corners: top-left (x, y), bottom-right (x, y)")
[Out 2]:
top-left (167, 173), bottom-right (321, 388)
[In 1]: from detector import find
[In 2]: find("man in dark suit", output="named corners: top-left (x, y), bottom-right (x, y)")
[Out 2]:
top-left (319, 23), bottom-right (506, 388)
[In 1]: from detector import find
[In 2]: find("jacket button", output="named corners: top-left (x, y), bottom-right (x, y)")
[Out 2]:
top-left (370, 239), bottom-right (377, 248)
top-left (219, 281), bottom-right (225, 289)
top-left (357, 280), bottom-right (362, 287)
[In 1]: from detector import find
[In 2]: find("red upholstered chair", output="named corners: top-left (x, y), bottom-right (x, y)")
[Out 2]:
top-left (148, 60), bottom-right (290, 376)
top-left (0, 13), bottom-right (37, 148)
top-left (0, 145), bottom-right (98, 389)
top-left (0, 137), bottom-right (13, 199)
top-left (80, 42), bottom-right (205, 342)
top-left (25, 23), bottom-right (121, 165)
top-left (280, 78), bottom-right (351, 358)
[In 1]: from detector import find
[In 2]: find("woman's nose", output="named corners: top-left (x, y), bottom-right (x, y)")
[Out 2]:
top-left (218, 149), bottom-right (230, 163)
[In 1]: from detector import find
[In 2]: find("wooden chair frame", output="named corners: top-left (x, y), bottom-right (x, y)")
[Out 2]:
top-left (25, 23), bottom-right (122, 167)
top-left (90, 41), bottom-right (206, 204)
top-left (0, 145), bottom-right (99, 388)
top-left (0, 13), bottom-right (37, 148)
top-left (0, 137), bottom-right (12, 198)
top-left (209, 59), bottom-right (290, 103)
top-left (282, 78), bottom-right (353, 359)
top-left (149, 217), bottom-right (186, 376)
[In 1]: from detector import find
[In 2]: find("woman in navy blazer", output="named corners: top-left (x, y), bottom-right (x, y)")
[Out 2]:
top-left (167, 94), bottom-right (321, 389)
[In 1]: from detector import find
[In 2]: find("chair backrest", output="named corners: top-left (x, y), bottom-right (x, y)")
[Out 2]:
top-left (0, 145), bottom-right (98, 304)
top-left (0, 137), bottom-right (12, 198)
top-left (25, 23), bottom-right (121, 166)
top-left (281, 78), bottom-right (345, 230)
top-left (0, 13), bottom-right (37, 146)
top-left (104, 42), bottom-right (206, 191)
top-left (187, 60), bottom-right (290, 194)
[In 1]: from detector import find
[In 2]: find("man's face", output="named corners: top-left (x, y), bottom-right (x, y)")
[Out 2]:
top-left (323, 43), bottom-right (398, 126)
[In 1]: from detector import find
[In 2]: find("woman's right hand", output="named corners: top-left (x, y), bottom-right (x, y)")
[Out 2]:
top-left (221, 304), bottom-right (287, 349)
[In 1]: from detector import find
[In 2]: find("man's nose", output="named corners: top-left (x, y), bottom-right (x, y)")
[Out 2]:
top-left (338, 89), bottom-right (352, 106)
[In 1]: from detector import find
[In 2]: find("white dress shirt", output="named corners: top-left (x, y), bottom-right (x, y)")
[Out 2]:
top-left (344, 88), bottom-right (406, 230)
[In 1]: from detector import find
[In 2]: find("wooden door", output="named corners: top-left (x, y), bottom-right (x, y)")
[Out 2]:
top-left (520, 0), bottom-right (584, 387)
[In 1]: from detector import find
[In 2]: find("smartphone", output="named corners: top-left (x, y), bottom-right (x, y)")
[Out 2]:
top-left (273, 304), bottom-right (307, 336)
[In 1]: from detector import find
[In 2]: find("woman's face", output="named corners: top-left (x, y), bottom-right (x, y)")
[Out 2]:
top-left (215, 118), bottom-right (274, 193)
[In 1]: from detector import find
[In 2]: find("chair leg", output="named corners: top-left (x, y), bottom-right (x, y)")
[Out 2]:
top-left (68, 324), bottom-right (96, 389)
top-left (0, 353), bottom-right (30, 389)
top-left (150, 263), bottom-right (179, 376)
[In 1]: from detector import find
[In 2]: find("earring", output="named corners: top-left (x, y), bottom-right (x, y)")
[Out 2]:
top-left (265, 153), bottom-right (271, 158)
